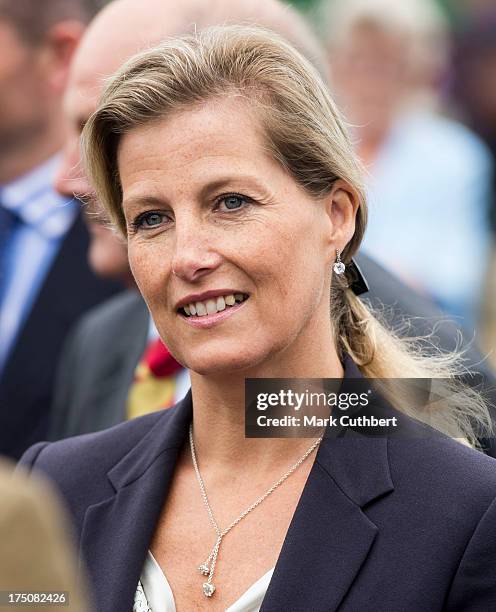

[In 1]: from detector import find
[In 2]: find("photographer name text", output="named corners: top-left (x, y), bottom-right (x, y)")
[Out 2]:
top-left (256, 414), bottom-right (398, 428)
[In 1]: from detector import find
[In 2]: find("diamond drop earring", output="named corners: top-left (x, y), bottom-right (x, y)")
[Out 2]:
top-left (333, 249), bottom-right (345, 275)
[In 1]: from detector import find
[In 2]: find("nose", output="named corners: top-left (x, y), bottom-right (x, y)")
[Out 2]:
top-left (54, 137), bottom-right (91, 199)
top-left (170, 212), bottom-right (223, 284)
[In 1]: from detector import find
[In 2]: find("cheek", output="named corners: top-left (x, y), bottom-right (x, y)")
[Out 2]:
top-left (276, 213), bottom-right (323, 272)
top-left (250, 216), bottom-right (326, 310)
top-left (128, 242), bottom-right (169, 306)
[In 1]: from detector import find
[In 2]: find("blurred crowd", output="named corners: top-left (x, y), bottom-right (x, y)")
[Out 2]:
top-left (320, 0), bottom-right (496, 351)
top-left (2, 0), bottom-right (496, 604)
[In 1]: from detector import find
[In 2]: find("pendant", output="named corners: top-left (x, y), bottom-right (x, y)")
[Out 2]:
top-left (198, 563), bottom-right (210, 576)
top-left (202, 582), bottom-right (216, 597)
top-left (199, 535), bottom-right (221, 597)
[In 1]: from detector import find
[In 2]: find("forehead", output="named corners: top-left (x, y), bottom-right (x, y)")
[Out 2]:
top-left (346, 22), bottom-right (409, 55)
top-left (64, 0), bottom-right (194, 126)
top-left (64, 30), bottom-right (140, 124)
top-left (117, 96), bottom-right (278, 187)
top-left (64, 70), bottom-right (102, 124)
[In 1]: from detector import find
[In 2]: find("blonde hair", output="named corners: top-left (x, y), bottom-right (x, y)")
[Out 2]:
top-left (82, 24), bottom-right (491, 444)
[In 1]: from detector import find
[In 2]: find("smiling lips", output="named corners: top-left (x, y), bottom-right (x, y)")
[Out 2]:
top-left (180, 293), bottom-right (249, 317)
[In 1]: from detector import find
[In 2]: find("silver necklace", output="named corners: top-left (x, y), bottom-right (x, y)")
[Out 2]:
top-left (189, 423), bottom-right (323, 598)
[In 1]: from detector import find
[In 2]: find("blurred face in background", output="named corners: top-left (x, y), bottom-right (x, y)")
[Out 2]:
top-left (330, 23), bottom-right (411, 149)
top-left (54, 44), bottom-right (132, 284)
top-left (0, 18), bottom-right (54, 155)
top-left (80, 198), bottom-right (131, 282)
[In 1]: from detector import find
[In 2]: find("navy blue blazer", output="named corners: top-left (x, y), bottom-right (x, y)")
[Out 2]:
top-left (20, 359), bottom-right (496, 611)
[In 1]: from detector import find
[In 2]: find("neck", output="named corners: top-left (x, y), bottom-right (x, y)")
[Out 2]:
top-left (0, 117), bottom-right (64, 184)
top-left (189, 312), bottom-right (343, 474)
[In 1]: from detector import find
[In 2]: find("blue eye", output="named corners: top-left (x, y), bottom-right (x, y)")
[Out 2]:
top-left (218, 194), bottom-right (250, 211)
top-left (137, 212), bottom-right (166, 228)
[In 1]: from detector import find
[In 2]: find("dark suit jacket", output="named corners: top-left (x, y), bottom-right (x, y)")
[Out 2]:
top-left (0, 212), bottom-right (119, 459)
top-left (21, 358), bottom-right (496, 611)
top-left (48, 254), bottom-right (496, 456)
top-left (48, 290), bottom-right (148, 440)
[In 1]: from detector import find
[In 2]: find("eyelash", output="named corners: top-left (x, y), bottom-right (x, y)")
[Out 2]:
top-left (131, 193), bottom-right (253, 230)
top-left (215, 192), bottom-right (253, 212)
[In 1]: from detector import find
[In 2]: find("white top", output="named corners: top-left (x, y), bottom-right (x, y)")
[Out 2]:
top-left (133, 551), bottom-right (274, 612)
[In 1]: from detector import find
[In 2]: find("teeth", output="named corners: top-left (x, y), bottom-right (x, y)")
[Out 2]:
top-left (195, 302), bottom-right (207, 316)
top-left (182, 293), bottom-right (248, 317)
top-left (206, 299), bottom-right (217, 315)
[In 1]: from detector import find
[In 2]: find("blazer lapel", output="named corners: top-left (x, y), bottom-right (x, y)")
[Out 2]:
top-left (261, 358), bottom-right (395, 612)
top-left (80, 393), bottom-right (193, 612)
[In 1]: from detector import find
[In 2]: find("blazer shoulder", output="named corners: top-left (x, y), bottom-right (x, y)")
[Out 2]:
top-left (387, 430), bottom-right (496, 510)
top-left (20, 407), bottom-right (181, 529)
top-left (21, 408), bottom-right (175, 487)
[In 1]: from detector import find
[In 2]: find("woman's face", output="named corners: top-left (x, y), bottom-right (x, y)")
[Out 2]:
top-left (118, 97), bottom-right (355, 374)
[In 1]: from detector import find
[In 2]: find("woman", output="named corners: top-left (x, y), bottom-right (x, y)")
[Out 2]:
top-left (22, 26), bottom-right (496, 611)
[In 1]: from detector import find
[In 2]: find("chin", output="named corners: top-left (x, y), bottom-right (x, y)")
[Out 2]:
top-left (181, 345), bottom-right (271, 377)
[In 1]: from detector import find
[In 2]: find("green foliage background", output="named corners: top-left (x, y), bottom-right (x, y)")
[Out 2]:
top-left (288, 0), bottom-right (459, 23)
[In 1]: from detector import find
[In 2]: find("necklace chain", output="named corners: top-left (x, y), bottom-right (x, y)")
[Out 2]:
top-left (189, 423), bottom-right (323, 598)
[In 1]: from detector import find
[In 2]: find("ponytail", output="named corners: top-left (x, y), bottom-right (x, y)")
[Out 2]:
top-left (332, 276), bottom-right (492, 446)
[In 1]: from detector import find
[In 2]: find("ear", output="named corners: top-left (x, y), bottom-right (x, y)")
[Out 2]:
top-left (322, 179), bottom-right (359, 261)
top-left (38, 21), bottom-right (85, 93)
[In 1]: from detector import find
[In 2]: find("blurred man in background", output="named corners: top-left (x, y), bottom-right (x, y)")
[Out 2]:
top-left (326, 0), bottom-right (493, 332)
top-left (0, 0), bottom-right (120, 459)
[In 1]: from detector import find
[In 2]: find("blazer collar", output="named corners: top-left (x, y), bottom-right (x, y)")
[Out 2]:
top-left (83, 358), bottom-right (394, 611)
top-left (107, 390), bottom-right (193, 491)
top-left (261, 356), bottom-right (394, 611)
top-left (80, 393), bottom-right (192, 610)
top-left (316, 354), bottom-right (394, 507)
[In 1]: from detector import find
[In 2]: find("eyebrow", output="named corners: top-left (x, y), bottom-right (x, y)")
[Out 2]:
top-left (122, 175), bottom-right (271, 212)
top-left (122, 195), bottom-right (170, 212)
top-left (198, 175), bottom-right (270, 199)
